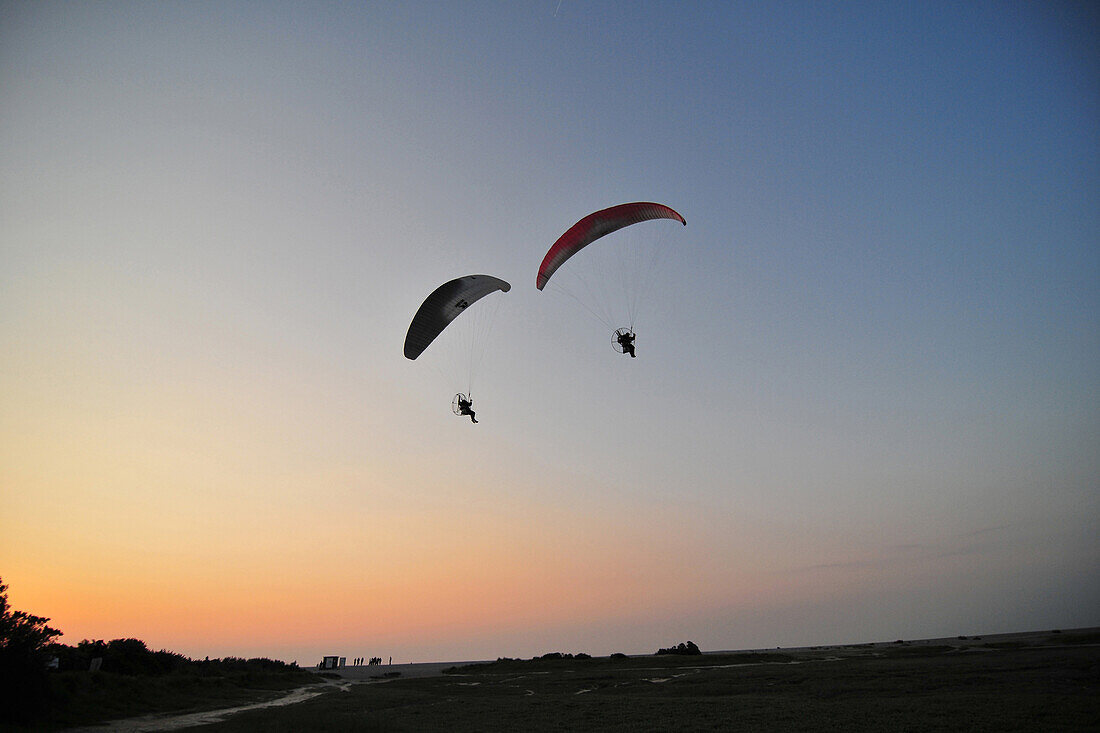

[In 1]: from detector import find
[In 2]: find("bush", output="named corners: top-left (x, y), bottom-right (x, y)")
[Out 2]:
top-left (656, 641), bottom-right (701, 656)
top-left (539, 652), bottom-right (575, 660)
top-left (0, 577), bottom-right (63, 725)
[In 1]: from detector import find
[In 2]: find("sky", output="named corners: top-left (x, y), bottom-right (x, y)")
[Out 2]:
top-left (1, 1), bottom-right (1098, 665)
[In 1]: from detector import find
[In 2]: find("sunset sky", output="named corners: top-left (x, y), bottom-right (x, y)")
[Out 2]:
top-left (2, 1), bottom-right (1097, 665)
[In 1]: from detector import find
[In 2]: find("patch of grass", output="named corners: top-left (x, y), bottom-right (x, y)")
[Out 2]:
top-left (1047, 631), bottom-right (1100, 646)
top-left (881, 645), bottom-right (957, 657)
top-left (21, 668), bottom-right (320, 730)
top-left (445, 651), bottom-right (796, 676)
top-left (191, 644), bottom-right (1100, 732)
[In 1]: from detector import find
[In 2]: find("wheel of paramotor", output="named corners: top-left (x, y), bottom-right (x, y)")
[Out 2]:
top-left (452, 393), bottom-right (469, 416)
top-left (611, 328), bottom-right (635, 354)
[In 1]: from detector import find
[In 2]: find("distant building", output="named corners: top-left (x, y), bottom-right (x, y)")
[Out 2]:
top-left (320, 656), bottom-right (345, 670)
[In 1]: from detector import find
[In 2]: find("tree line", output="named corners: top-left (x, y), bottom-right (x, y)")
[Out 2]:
top-left (0, 577), bottom-right (301, 727)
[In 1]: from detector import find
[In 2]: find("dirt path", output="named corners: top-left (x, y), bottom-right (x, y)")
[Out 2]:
top-left (63, 681), bottom-right (343, 732)
top-left (61, 662), bottom-right (467, 732)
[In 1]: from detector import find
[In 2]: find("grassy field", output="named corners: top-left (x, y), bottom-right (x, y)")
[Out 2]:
top-left (188, 631), bottom-right (1099, 732)
top-left (9, 667), bottom-right (321, 731)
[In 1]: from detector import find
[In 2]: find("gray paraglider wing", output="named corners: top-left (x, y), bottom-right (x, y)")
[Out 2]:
top-left (403, 275), bottom-right (511, 360)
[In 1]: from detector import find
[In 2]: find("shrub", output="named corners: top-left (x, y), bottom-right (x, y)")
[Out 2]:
top-left (656, 641), bottom-right (701, 656)
top-left (0, 577), bottom-right (63, 724)
top-left (539, 652), bottom-right (572, 660)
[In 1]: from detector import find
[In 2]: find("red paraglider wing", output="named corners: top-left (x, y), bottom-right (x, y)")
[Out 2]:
top-left (536, 202), bottom-right (686, 290)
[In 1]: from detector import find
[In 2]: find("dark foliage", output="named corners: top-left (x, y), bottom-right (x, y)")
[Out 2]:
top-left (0, 577), bottom-right (308, 730)
top-left (46, 637), bottom-right (299, 677)
top-left (529, 651), bottom-right (591, 662)
top-left (656, 641), bottom-right (701, 656)
top-left (538, 652), bottom-right (577, 660)
top-left (449, 650), bottom-right (790, 677)
top-left (0, 577), bottom-right (63, 725)
top-left (49, 638), bottom-right (189, 676)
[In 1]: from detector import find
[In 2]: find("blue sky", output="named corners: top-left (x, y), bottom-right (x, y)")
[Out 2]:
top-left (1, 1), bottom-right (1097, 664)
